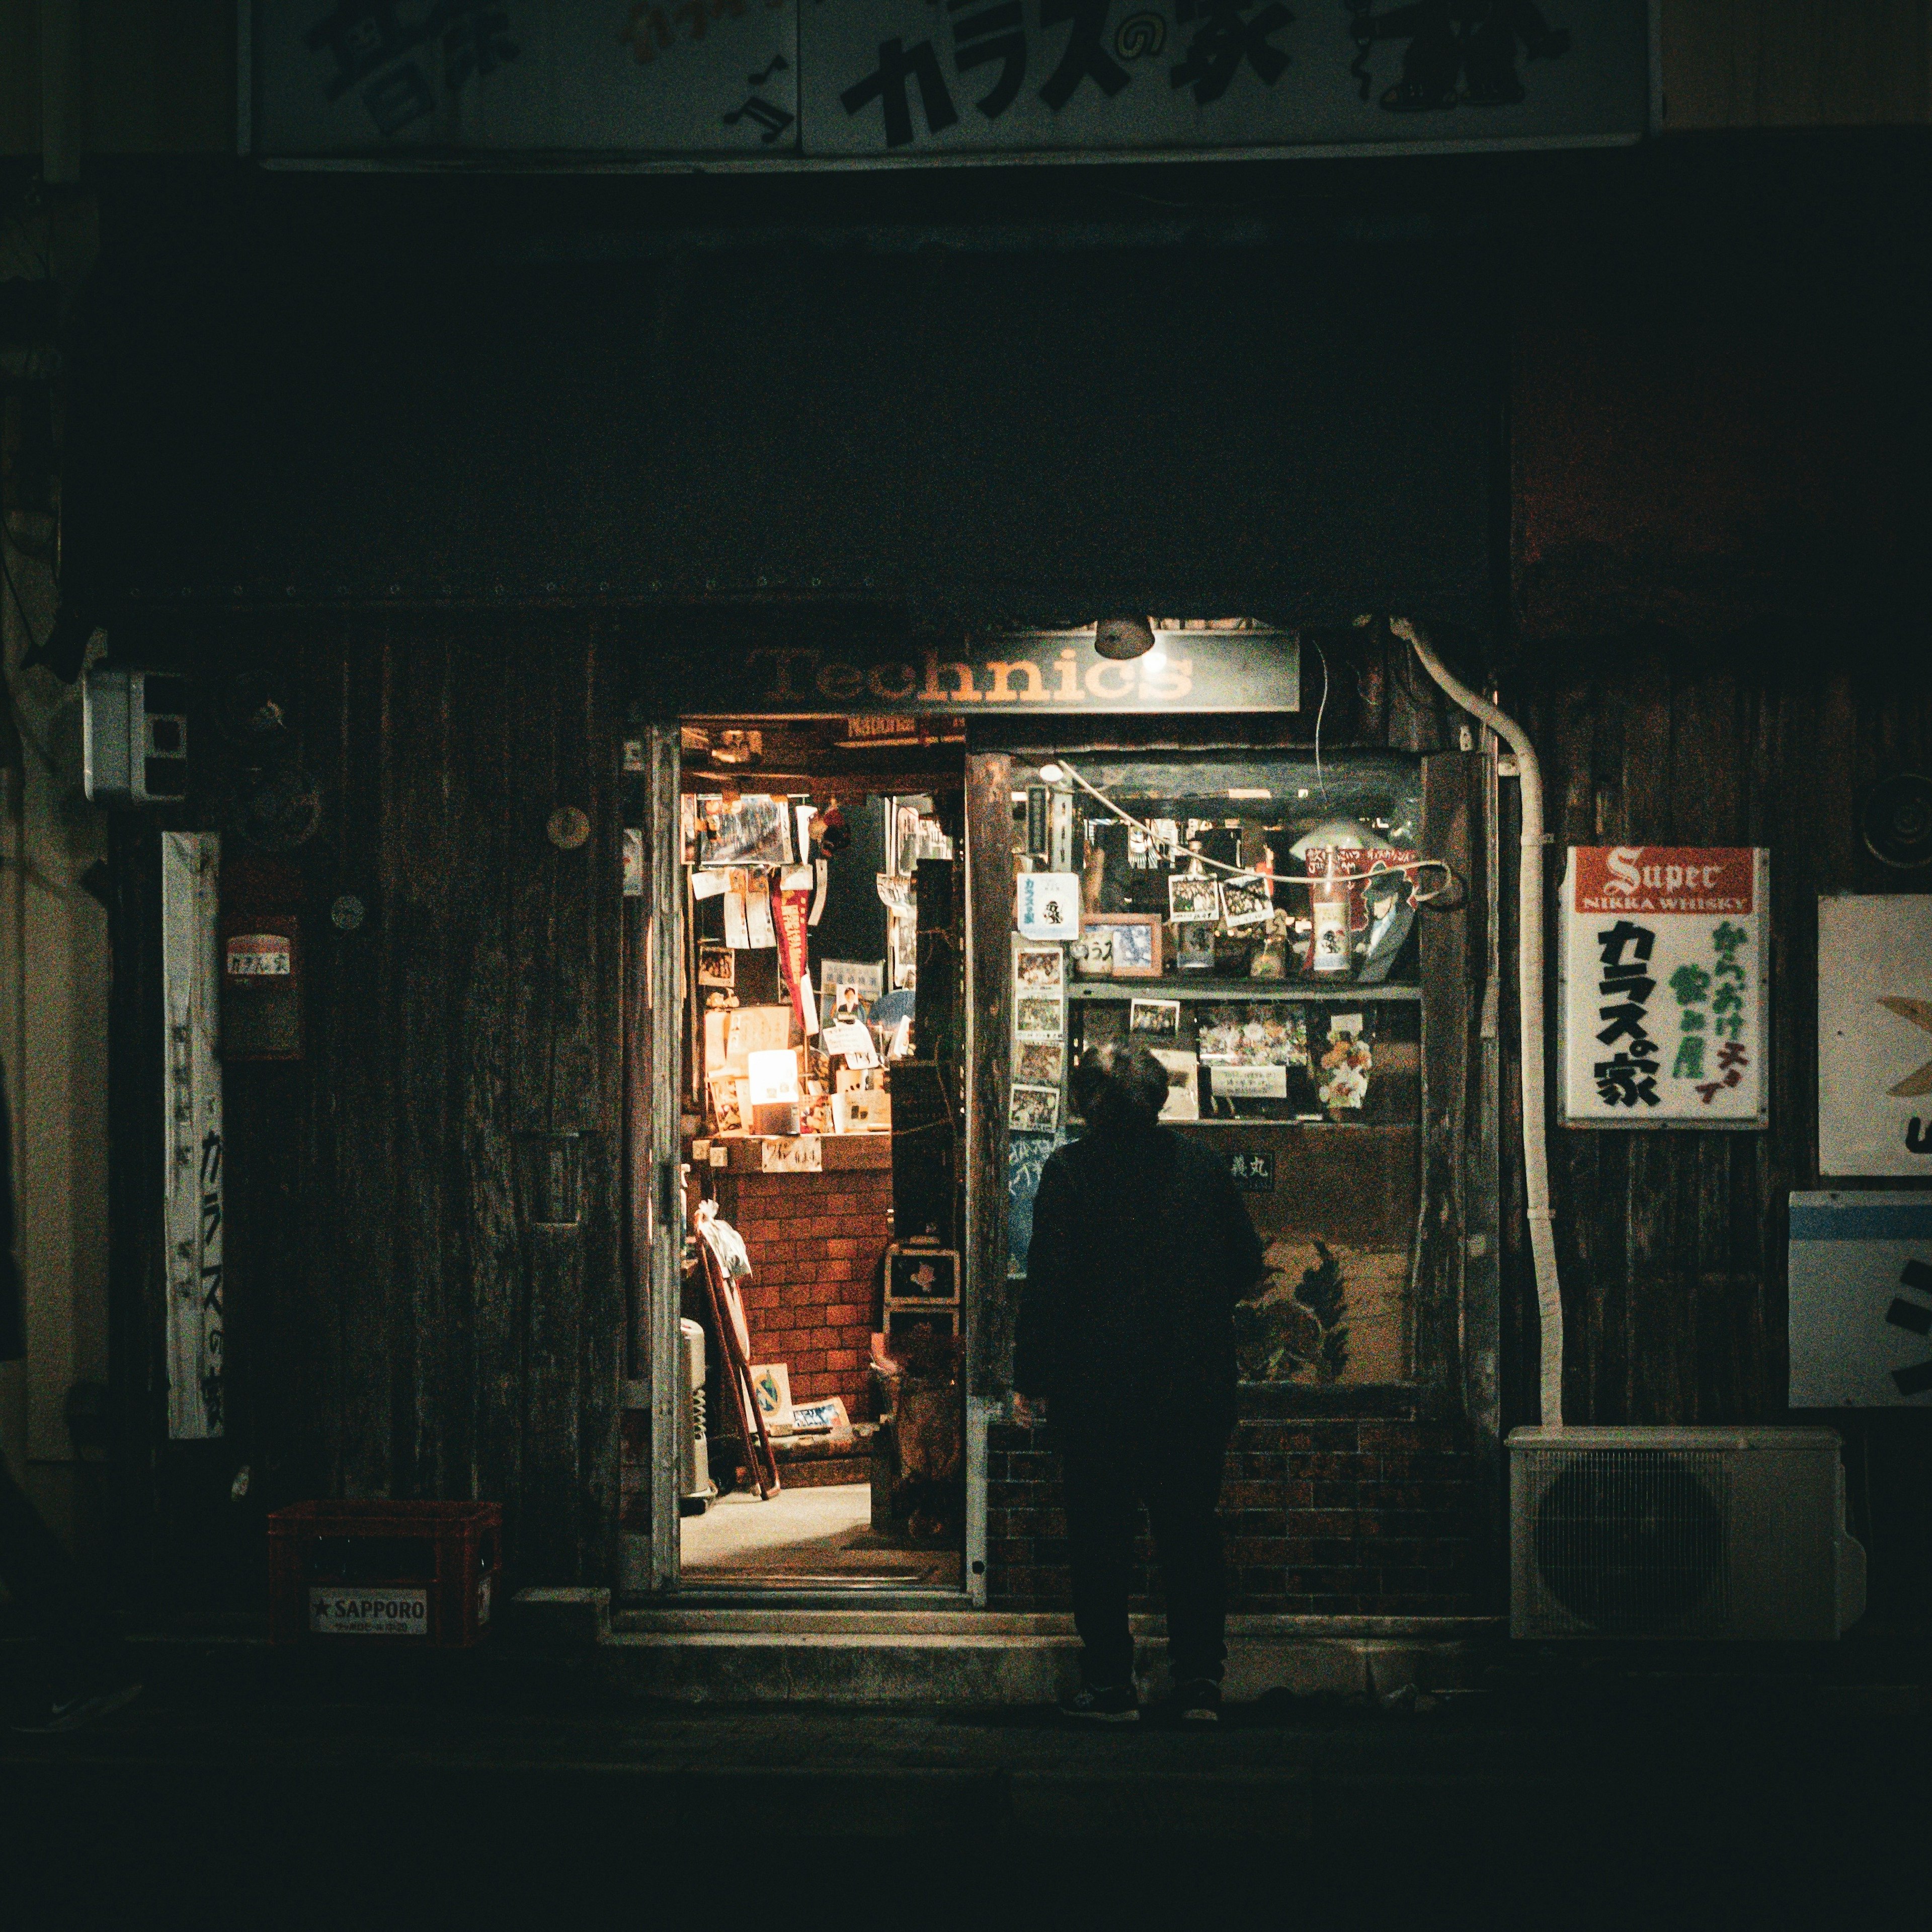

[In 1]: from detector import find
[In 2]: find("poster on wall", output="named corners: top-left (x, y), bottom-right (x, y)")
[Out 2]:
top-left (1817, 896), bottom-right (1932, 1176)
top-left (1558, 847), bottom-right (1768, 1129)
top-left (1789, 1192), bottom-right (1932, 1406)
top-left (160, 832), bottom-right (224, 1439)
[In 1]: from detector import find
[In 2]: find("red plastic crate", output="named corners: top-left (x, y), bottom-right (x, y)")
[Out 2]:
top-left (268, 1500), bottom-right (503, 1646)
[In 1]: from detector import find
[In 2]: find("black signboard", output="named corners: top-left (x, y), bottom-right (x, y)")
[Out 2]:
top-left (1226, 1149), bottom-right (1276, 1193)
top-left (677, 632), bottom-right (1300, 718)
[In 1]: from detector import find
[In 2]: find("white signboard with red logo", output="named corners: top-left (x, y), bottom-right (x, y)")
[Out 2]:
top-left (1558, 846), bottom-right (1768, 1129)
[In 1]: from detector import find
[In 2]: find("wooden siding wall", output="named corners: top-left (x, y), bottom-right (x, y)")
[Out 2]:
top-left (114, 620), bottom-right (627, 1594)
top-left (1499, 631), bottom-right (1932, 1624)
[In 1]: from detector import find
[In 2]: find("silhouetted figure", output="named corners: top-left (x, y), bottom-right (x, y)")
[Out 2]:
top-left (1014, 1043), bottom-right (1265, 1722)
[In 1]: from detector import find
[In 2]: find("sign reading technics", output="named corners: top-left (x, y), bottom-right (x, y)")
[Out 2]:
top-left (1557, 846), bottom-right (1768, 1129)
top-left (249, 4), bottom-right (1647, 163)
top-left (678, 631), bottom-right (1300, 717)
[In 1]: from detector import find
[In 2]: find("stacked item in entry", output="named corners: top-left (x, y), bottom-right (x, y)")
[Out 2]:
top-left (881, 1242), bottom-right (959, 1354)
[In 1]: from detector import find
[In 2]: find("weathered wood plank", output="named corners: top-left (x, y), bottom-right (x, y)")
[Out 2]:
top-left (964, 751), bottom-right (1014, 1396)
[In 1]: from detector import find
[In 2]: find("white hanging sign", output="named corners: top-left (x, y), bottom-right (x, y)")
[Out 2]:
top-left (1558, 846), bottom-right (1768, 1129)
top-left (1818, 895), bottom-right (1932, 1177)
top-left (1016, 872), bottom-right (1081, 941)
top-left (160, 831), bottom-right (225, 1438)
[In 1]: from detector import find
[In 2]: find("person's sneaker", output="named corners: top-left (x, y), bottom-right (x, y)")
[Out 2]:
top-left (1166, 1678), bottom-right (1223, 1724)
top-left (12, 1678), bottom-right (144, 1735)
top-left (1059, 1681), bottom-right (1139, 1723)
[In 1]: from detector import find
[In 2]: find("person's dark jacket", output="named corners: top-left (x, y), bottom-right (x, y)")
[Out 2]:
top-left (1013, 1123), bottom-right (1265, 1440)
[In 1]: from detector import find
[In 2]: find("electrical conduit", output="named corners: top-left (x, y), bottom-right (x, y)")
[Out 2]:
top-left (1391, 619), bottom-right (1563, 1431)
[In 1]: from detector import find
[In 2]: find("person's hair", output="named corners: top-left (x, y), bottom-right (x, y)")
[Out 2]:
top-left (1070, 1042), bottom-right (1168, 1133)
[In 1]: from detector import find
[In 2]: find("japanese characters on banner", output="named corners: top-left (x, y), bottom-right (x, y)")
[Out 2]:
top-left (1817, 896), bottom-right (1932, 1176)
top-left (160, 832), bottom-right (225, 1439)
top-left (252, 4), bottom-right (1648, 163)
top-left (1558, 847), bottom-right (1768, 1129)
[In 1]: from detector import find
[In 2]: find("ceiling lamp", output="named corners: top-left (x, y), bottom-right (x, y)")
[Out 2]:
top-left (1093, 615), bottom-right (1157, 662)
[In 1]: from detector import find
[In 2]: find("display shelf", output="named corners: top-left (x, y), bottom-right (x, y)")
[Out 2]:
top-left (1066, 980), bottom-right (1420, 1003)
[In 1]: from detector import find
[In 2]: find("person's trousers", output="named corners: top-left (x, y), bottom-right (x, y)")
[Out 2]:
top-left (1060, 1426), bottom-right (1231, 1689)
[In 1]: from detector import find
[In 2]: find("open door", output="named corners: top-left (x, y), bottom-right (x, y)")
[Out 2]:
top-left (624, 722), bottom-right (684, 1593)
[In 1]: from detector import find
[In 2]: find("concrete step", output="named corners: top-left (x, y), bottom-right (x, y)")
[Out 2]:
top-left (517, 1591), bottom-right (1500, 1705)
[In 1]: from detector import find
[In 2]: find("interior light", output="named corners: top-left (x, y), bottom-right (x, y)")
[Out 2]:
top-left (747, 1050), bottom-right (800, 1105)
top-left (1039, 763), bottom-right (1065, 785)
top-left (1093, 615), bottom-right (1156, 662)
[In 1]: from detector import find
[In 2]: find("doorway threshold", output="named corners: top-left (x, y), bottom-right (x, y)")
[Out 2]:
top-left (625, 1583), bottom-right (971, 1618)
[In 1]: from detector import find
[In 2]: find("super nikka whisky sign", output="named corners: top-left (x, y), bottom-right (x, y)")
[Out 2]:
top-left (678, 630), bottom-right (1300, 715)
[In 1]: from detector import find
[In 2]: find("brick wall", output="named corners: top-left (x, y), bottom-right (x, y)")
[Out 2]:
top-left (718, 1154), bottom-right (891, 1420)
top-left (985, 1416), bottom-right (1484, 1615)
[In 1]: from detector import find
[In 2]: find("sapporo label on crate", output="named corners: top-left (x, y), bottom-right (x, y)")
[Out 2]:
top-left (308, 1585), bottom-right (430, 1636)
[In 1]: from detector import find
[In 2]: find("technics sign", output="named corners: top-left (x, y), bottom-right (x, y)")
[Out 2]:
top-left (248, 3), bottom-right (1648, 164)
top-left (677, 631), bottom-right (1299, 716)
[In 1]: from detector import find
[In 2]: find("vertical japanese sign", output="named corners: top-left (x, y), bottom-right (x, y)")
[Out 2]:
top-left (160, 833), bottom-right (225, 1438)
top-left (1558, 847), bottom-right (1768, 1129)
top-left (1817, 895), bottom-right (1932, 1176)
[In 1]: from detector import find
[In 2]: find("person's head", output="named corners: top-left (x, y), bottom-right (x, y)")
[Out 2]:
top-left (1070, 1042), bottom-right (1168, 1136)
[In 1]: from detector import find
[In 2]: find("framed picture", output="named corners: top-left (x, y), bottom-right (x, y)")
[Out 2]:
top-left (1167, 873), bottom-right (1222, 924)
top-left (1084, 912), bottom-right (1165, 979)
top-left (697, 941), bottom-right (736, 989)
top-left (1010, 1082), bottom-right (1061, 1134)
top-left (1219, 873), bottom-right (1275, 930)
top-left (1015, 1038), bottom-right (1066, 1086)
top-left (887, 1246), bottom-right (959, 1303)
top-left (819, 959), bottom-right (884, 1013)
top-left (1129, 998), bottom-right (1182, 1041)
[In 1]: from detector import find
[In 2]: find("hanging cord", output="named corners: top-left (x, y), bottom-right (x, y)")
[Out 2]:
top-left (1046, 752), bottom-right (1460, 904)
top-left (1311, 637), bottom-right (1330, 805)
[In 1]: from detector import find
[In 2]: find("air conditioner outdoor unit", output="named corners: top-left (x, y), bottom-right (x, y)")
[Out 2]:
top-left (1510, 1427), bottom-right (1867, 1640)
top-left (677, 1318), bottom-right (716, 1515)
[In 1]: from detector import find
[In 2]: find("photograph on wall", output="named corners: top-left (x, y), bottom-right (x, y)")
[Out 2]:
top-left (697, 941), bottom-right (736, 990)
top-left (820, 959), bottom-right (884, 1014)
top-left (1818, 896), bottom-right (1932, 1175)
top-left (1015, 1039), bottom-right (1065, 1087)
top-left (1010, 1083), bottom-right (1062, 1135)
top-left (1149, 1048), bottom-right (1200, 1120)
top-left (1167, 873), bottom-right (1223, 924)
top-left (1128, 998), bottom-right (1182, 1041)
top-left (1219, 873), bottom-right (1275, 930)
top-left (1014, 993), bottom-right (1065, 1041)
top-left (1014, 944), bottom-right (1065, 993)
top-left (1558, 847), bottom-right (1768, 1126)
top-left (699, 794), bottom-right (792, 869)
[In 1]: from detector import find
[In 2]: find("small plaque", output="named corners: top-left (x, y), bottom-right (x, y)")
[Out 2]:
top-left (1225, 1150), bottom-right (1276, 1193)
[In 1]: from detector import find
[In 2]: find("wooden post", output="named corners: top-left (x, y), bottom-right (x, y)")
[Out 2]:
top-left (963, 753), bottom-right (1015, 1396)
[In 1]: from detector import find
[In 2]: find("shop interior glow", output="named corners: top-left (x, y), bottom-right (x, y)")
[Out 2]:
top-left (746, 1050), bottom-right (800, 1105)
top-left (1039, 754), bottom-right (1458, 904)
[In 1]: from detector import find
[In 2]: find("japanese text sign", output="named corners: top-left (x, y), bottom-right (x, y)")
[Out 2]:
top-left (1558, 847), bottom-right (1768, 1130)
top-left (251, 4), bottom-right (1648, 164)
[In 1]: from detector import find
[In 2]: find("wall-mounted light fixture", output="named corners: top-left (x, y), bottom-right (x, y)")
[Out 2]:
top-left (1092, 615), bottom-right (1156, 662)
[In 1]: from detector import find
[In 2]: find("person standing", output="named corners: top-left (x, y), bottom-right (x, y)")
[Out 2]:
top-left (1013, 1043), bottom-right (1266, 1723)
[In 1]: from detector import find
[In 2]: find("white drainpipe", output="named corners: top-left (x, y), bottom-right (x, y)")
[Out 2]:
top-left (1392, 619), bottom-right (1564, 1431)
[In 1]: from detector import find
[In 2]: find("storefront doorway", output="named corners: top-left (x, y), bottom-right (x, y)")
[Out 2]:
top-left (640, 715), bottom-right (970, 1595)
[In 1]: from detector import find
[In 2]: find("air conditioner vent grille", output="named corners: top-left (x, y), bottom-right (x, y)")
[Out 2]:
top-left (1528, 1449), bottom-right (1729, 1636)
